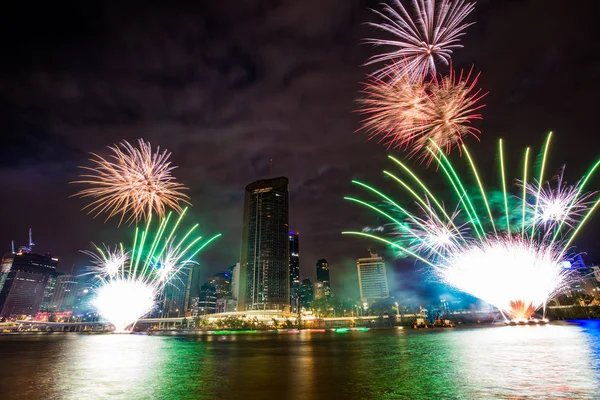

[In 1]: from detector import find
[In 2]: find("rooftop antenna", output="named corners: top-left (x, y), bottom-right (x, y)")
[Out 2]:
top-left (29, 228), bottom-right (34, 248)
top-left (11, 240), bottom-right (14, 254)
top-left (269, 158), bottom-right (273, 176)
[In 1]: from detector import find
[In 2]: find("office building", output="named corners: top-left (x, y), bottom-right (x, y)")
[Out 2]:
top-left (215, 298), bottom-right (238, 313)
top-left (49, 274), bottom-right (78, 312)
top-left (313, 281), bottom-right (325, 300)
top-left (40, 273), bottom-right (58, 312)
top-left (163, 266), bottom-right (193, 318)
top-left (239, 177), bottom-right (290, 311)
top-left (289, 232), bottom-right (300, 312)
top-left (0, 249), bottom-right (59, 318)
top-left (231, 263), bottom-right (240, 300)
top-left (209, 272), bottom-right (231, 298)
top-left (298, 278), bottom-right (314, 310)
top-left (197, 282), bottom-right (217, 315)
top-left (357, 251), bottom-right (390, 304)
top-left (316, 259), bottom-right (331, 298)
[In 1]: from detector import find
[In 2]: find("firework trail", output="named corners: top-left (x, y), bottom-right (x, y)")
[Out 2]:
top-left (72, 139), bottom-right (190, 225)
top-left (358, 66), bottom-right (486, 162)
top-left (83, 208), bottom-right (221, 332)
top-left (344, 134), bottom-right (600, 320)
top-left (365, 0), bottom-right (476, 81)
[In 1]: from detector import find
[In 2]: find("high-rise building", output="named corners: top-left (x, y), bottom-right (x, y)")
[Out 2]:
top-left (289, 232), bottom-right (300, 312)
top-left (215, 298), bottom-right (237, 313)
top-left (313, 281), bottom-right (325, 300)
top-left (239, 177), bottom-right (290, 311)
top-left (73, 283), bottom-right (95, 317)
top-left (357, 251), bottom-right (390, 304)
top-left (0, 250), bottom-right (59, 318)
top-left (209, 272), bottom-right (231, 298)
top-left (231, 263), bottom-right (240, 300)
top-left (197, 282), bottom-right (217, 315)
top-left (163, 266), bottom-right (193, 317)
top-left (316, 259), bottom-right (331, 298)
top-left (49, 274), bottom-right (78, 312)
top-left (39, 273), bottom-right (58, 312)
top-left (298, 278), bottom-right (314, 310)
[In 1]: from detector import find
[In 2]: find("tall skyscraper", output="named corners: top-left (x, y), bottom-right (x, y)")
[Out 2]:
top-left (49, 274), bottom-right (78, 312)
top-left (163, 266), bottom-right (193, 317)
top-left (289, 232), bottom-right (300, 312)
top-left (356, 251), bottom-right (390, 304)
top-left (0, 250), bottom-right (59, 318)
top-left (316, 259), bottom-right (331, 298)
top-left (239, 177), bottom-right (290, 311)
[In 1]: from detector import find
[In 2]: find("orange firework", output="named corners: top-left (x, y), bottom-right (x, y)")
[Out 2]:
top-left (358, 65), bottom-right (486, 163)
top-left (72, 139), bottom-right (190, 225)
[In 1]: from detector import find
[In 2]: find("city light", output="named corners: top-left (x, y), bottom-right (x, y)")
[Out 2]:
top-left (84, 208), bottom-right (221, 332)
top-left (345, 134), bottom-right (600, 321)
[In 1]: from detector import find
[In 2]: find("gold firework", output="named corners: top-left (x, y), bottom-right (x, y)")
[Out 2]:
top-left (358, 66), bottom-right (486, 163)
top-left (72, 139), bottom-right (190, 224)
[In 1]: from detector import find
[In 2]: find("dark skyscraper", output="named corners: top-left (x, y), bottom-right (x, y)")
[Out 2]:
top-left (289, 232), bottom-right (300, 312)
top-left (239, 177), bottom-right (290, 311)
top-left (316, 259), bottom-right (331, 298)
top-left (0, 250), bottom-right (58, 317)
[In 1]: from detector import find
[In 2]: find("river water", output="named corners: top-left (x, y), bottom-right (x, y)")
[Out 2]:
top-left (0, 322), bottom-right (599, 399)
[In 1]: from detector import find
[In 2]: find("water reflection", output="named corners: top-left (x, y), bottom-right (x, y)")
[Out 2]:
top-left (0, 324), bottom-right (598, 399)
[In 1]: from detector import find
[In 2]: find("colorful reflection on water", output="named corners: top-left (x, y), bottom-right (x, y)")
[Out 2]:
top-left (0, 323), bottom-right (598, 399)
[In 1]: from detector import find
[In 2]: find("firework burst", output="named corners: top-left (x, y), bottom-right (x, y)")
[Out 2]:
top-left (358, 66), bottom-right (486, 161)
top-left (365, 0), bottom-right (476, 81)
top-left (84, 208), bottom-right (221, 332)
top-left (344, 134), bottom-right (600, 320)
top-left (72, 139), bottom-right (190, 225)
top-left (523, 167), bottom-right (596, 230)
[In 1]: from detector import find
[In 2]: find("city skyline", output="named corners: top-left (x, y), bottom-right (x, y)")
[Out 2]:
top-left (1, 1), bottom-right (600, 306)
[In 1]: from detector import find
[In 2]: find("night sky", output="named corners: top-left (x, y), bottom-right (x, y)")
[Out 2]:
top-left (1, 0), bottom-right (600, 303)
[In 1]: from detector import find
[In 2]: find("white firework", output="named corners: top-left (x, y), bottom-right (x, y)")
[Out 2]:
top-left (365, 0), bottom-right (476, 81)
top-left (525, 168), bottom-right (596, 229)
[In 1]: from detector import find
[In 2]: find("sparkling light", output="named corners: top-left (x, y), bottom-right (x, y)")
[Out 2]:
top-left (365, 0), bottom-right (476, 81)
top-left (344, 135), bottom-right (600, 321)
top-left (84, 209), bottom-right (221, 333)
top-left (73, 139), bottom-right (190, 225)
top-left (92, 279), bottom-right (156, 333)
top-left (440, 237), bottom-right (570, 320)
top-left (358, 66), bottom-right (486, 161)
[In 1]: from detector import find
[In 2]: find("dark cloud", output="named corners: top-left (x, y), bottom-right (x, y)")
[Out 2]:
top-left (1, 0), bottom-right (599, 301)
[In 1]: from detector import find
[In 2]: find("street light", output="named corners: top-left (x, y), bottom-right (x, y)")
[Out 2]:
top-left (394, 302), bottom-right (400, 321)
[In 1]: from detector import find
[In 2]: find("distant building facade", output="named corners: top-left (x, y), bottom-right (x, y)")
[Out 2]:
top-left (316, 259), bottom-right (331, 298)
top-left (49, 274), bottom-right (78, 312)
top-left (231, 263), bottom-right (240, 300)
top-left (298, 278), bottom-right (314, 310)
top-left (215, 298), bottom-right (238, 313)
top-left (313, 281), bottom-right (325, 300)
top-left (197, 283), bottom-right (217, 315)
top-left (239, 177), bottom-right (290, 311)
top-left (289, 232), bottom-right (300, 312)
top-left (356, 251), bottom-right (389, 304)
top-left (0, 251), bottom-right (59, 318)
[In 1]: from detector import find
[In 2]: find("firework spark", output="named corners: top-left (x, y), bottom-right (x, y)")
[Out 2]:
top-left (524, 168), bottom-right (596, 230)
top-left (85, 208), bottom-right (221, 332)
top-left (365, 0), bottom-right (476, 81)
top-left (358, 66), bottom-right (486, 161)
top-left (344, 134), bottom-right (600, 320)
top-left (73, 139), bottom-right (190, 225)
